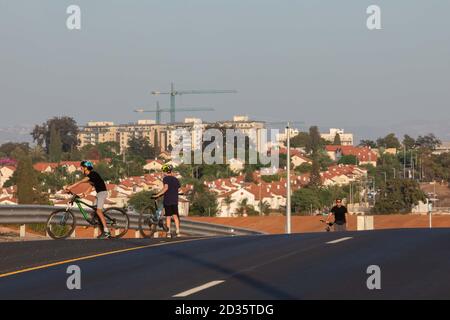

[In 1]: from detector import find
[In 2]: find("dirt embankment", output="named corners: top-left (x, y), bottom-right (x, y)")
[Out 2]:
top-left (187, 215), bottom-right (450, 235)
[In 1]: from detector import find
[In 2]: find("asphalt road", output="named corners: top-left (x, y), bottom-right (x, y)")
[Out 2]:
top-left (0, 229), bottom-right (449, 300)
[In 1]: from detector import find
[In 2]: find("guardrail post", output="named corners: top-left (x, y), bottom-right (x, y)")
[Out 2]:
top-left (71, 228), bottom-right (76, 238)
top-left (94, 227), bottom-right (99, 238)
top-left (20, 224), bottom-right (26, 238)
top-left (135, 230), bottom-right (141, 239)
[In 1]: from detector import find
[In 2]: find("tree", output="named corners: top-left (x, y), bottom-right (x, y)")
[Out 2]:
top-left (416, 134), bottom-right (441, 151)
top-left (127, 135), bottom-right (156, 160)
top-left (39, 168), bottom-right (67, 194)
top-left (128, 191), bottom-right (156, 212)
top-left (97, 142), bottom-right (120, 159)
top-left (223, 195), bottom-right (235, 215)
top-left (292, 187), bottom-right (322, 214)
top-left (377, 133), bottom-right (401, 149)
top-left (154, 130), bottom-right (160, 153)
top-left (48, 125), bottom-right (62, 162)
top-left (80, 144), bottom-right (100, 160)
top-left (318, 151), bottom-right (334, 171)
top-left (308, 126), bottom-right (322, 187)
top-left (14, 151), bottom-right (46, 204)
top-left (260, 201), bottom-right (271, 215)
top-left (359, 140), bottom-right (377, 149)
top-left (189, 182), bottom-right (219, 216)
top-left (236, 198), bottom-right (258, 216)
top-left (338, 155), bottom-right (359, 165)
top-left (402, 135), bottom-right (416, 150)
top-left (0, 142), bottom-right (30, 158)
top-left (244, 170), bottom-right (255, 183)
top-left (295, 163), bottom-right (312, 174)
top-left (333, 133), bottom-right (342, 145)
top-left (372, 179), bottom-right (425, 214)
top-left (95, 161), bottom-right (118, 182)
top-left (30, 145), bottom-right (47, 163)
top-left (290, 132), bottom-right (310, 149)
top-left (31, 117), bottom-right (79, 153)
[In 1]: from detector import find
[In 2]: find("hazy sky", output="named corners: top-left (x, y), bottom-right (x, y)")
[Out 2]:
top-left (1, 0), bottom-right (449, 142)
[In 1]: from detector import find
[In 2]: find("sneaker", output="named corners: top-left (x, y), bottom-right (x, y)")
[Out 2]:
top-left (98, 232), bottom-right (112, 240)
top-left (176, 231), bottom-right (181, 238)
top-left (166, 232), bottom-right (172, 239)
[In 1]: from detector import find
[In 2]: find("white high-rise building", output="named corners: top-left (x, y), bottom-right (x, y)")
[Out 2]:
top-left (321, 128), bottom-right (354, 146)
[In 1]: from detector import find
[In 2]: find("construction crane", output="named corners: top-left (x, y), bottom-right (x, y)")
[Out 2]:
top-left (151, 82), bottom-right (237, 123)
top-left (134, 102), bottom-right (215, 124)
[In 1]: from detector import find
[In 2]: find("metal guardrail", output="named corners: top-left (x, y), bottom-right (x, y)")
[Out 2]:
top-left (0, 205), bottom-right (263, 237)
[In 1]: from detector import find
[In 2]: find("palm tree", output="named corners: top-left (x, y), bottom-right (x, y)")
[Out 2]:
top-left (237, 198), bottom-right (249, 217)
top-left (261, 200), bottom-right (271, 216)
top-left (223, 195), bottom-right (235, 216)
top-left (30, 145), bottom-right (46, 162)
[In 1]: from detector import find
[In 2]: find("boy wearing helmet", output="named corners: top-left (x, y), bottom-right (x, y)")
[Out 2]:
top-left (154, 164), bottom-right (181, 238)
top-left (66, 161), bottom-right (111, 239)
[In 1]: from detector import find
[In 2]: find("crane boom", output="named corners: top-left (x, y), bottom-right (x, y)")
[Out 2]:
top-left (151, 82), bottom-right (237, 123)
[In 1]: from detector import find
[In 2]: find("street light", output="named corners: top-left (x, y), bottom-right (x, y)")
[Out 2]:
top-left (286, 122), bottom-right (292, 234)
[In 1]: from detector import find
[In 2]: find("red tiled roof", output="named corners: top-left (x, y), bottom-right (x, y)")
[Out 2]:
top-left (33, 162), bottom-right (59, 172)
top-left (326, 145), bottom-right (378, 163)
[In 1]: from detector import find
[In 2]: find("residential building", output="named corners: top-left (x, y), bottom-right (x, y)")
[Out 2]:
top-left (326, 145), bottom-right (378, 167)
top-left (78, 121), bottom-right (169, 153)
top-left (433, 142), bottom-right (450, 155)
top-left (321, 128), bottom-right (354, 146)
top-left (78, 116), bottom-right (267, 159)
top-left (0, 166), bottom-right (15, 187)
top-left (291, 154), bottom-right (312, 168)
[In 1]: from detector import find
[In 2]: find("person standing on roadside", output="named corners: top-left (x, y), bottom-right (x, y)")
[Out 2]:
top-left (154, 164), bottom-right (181, 238)
top-left (326, 198), bottom-right (349, 232)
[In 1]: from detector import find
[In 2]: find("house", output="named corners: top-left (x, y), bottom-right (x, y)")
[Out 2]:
top-left (245, 183), bottom-right (286, 212)
top-left (144, 159), bottom-right (164, 172)
top-left (33, 162), bottom-right (59, 173)
top-left (165, 159), bottom-right (182, 168)
top-left (0, 166), bottom-right (16, 187)
top-left (216, 188), bottom-right (256, 217)
top-left (0, 196), bottom-right (17, 205)
top-left (320, 165), bottom-right (367, 186)
top-left (60, 161), bottom-right (81, 173)
top-left (291, 154), bottom-right (312, 168)
top-left (433, 142), bottom-right (450, 155)
top-left (326, 146), bottom-right (378, 167)
top-left (158, 151), bottom-right (173, 161)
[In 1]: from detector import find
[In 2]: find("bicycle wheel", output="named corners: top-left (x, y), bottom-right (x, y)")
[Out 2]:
top-left (139, 205), bottom-right (158, 238)
top-left (103, 207), bottom-right (130, 239)
top-left (46, 209), bottom-right (76, 240)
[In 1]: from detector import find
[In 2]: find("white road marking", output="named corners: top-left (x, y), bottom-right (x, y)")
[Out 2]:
top-left (173, 280), bottom-right (225, 298)
top-left (326, 237), bottom-right (353, 244)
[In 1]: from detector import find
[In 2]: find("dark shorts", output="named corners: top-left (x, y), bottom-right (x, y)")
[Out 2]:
top-left (164, 205), bottom-right (179, 217)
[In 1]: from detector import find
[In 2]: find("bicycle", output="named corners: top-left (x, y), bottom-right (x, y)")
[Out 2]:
top-left (320, 219), bottom-right (334, 232)
top-left (46, 191), bottom-right (130, 240)
top-left (138, 196), bottom-right (171, 239)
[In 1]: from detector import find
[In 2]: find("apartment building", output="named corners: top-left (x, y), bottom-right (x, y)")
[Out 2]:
top-left (77, 116), bottom-right (267, 155)
top-left (321, 128), bottom-right (354, 146)
top-left (78, 120), bottom-right (169, 153)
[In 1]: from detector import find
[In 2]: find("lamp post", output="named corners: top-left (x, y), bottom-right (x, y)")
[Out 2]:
top-left (286, 122), bottom-right (292, 234)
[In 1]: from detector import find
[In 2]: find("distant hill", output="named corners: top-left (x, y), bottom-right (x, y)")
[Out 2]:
top-left (0, 126), bottom-right (33, 144)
